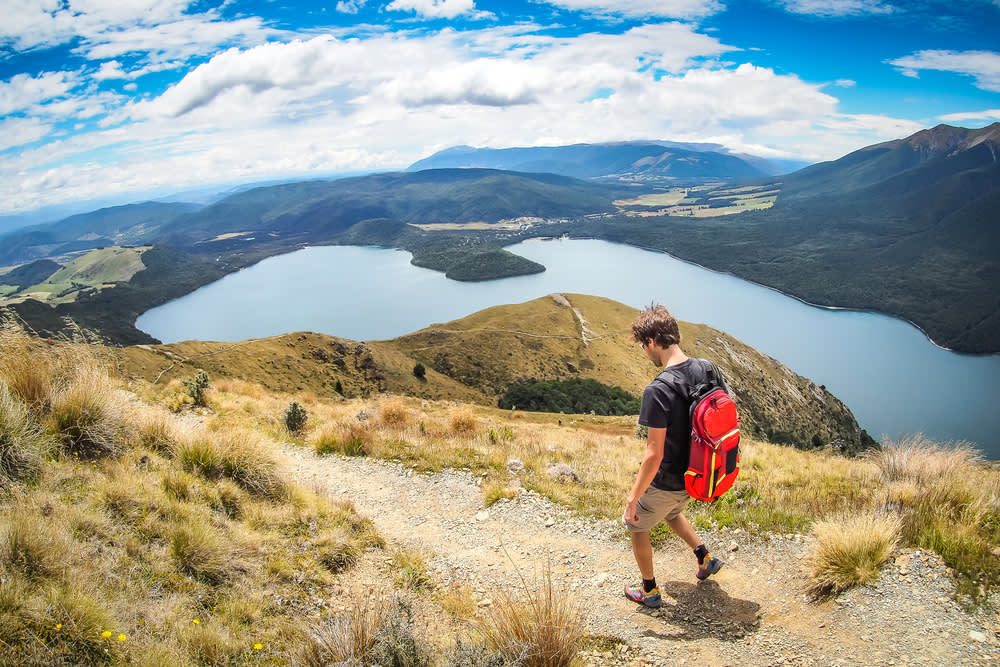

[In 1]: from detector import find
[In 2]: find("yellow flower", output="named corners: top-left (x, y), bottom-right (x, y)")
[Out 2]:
top-left (118, 634), bottom-right (126, 642)
top-left (101, 630), bottom-right (112, 638)
top-left (192, 619), bottom-right (200, 625)
top-left (254, 643), bottom-right (264, 651)
top-left (55, 623), bottom-right (62, 630)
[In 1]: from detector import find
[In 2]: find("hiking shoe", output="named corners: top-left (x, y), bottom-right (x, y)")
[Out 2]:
top-left (624, 583), bottom-right (662, 608)
top-left (696, 555), bottom-right (724, 580)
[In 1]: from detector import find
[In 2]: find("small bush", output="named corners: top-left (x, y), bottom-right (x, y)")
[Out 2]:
top-left (284, 401), bottom-right (308, 434)
top-left (184, 369), bottom-right (210, 407)
top-left (413, 363), bottom-right (426, 380)
top-left (805, 511), bottom-right (901, 596)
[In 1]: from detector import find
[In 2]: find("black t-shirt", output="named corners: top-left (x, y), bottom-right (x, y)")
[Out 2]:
top-left (638, 358), bottom-right (723, 491)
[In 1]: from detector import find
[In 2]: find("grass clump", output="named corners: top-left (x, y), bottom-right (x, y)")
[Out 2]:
top-left (175, 429), bottom-right (286, 499)
top-left (805, 511), bottom-right (901, 596)
top-left (477, 569), bottom-right (585, 667)
top-left (0, 385), bottom-right (51, 486)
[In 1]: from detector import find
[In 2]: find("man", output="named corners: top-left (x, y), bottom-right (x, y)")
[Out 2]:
top-left (623, 304), bottom-right (724, 608)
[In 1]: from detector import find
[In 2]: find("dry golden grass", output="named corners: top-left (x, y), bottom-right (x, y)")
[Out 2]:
top-left (0, 329), bottom-right (57, 409)
top-left (0, 384), bottom-right (50, 485)
top-left (805, 512), bottom-right (902, 596)
top-left (478, 567), bottom-right (585, 667)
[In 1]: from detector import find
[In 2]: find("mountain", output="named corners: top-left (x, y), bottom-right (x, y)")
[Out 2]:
top-left (120, 294), bottom-right (874, 454)
top-left (596, 123), bottom-right (1000, 353)
top-left (406, 142), bottom-right (783, 182)
top-left (0, 201), bottom-right (201, 265)
top-left (143, 169), bottom-right (630, 249)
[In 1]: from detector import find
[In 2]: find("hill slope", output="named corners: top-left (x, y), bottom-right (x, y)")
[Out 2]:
top-left (119, 294), bottom-right (872, 454)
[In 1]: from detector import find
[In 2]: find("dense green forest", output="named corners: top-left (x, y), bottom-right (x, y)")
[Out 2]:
top-left (498, 378), bottom-right (641, 415)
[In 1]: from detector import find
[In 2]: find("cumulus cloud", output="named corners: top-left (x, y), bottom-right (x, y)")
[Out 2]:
top-left (889, 50), bottom-right (1000, 92)
top-left (776, 0), bottom-right (896, 16)
top-left (543, 1), bottom-right (723, 19)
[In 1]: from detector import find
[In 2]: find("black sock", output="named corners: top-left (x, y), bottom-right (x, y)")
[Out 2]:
top-left (694, 544), bottom-right (709, 564)
top-left (642, 578), bottom-right (657, 593)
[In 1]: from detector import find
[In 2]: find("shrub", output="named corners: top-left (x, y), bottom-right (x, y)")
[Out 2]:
top-left (805, 511), bottom-right (901, 596)
top-left (413, 363), bottom-right (426, 380)
top-left (498, 378), bottom-right (640, 416)
top-left (184, 370), bottom-right (210, 407)
top-left (0, 385), bottom-right (50, 486)
top-left (284, 401), bottom-right (308, 434)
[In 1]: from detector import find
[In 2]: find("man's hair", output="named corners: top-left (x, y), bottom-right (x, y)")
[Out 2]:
top-left (631, 304), bottom-right (680, 348)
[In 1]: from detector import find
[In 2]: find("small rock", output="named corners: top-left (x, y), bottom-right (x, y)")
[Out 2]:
top-left (506, 458), bottom-right (525, 474)
top-left (969, 630), bottom-right (987, 643)
top-left (729, 542), bottom-right (739, 552)
top-left (544, 517), bottom-right (555, 527)
top-left (476, 511), bottom-right (489, 522)
top-left (546, 462), bottom-right (580, 483)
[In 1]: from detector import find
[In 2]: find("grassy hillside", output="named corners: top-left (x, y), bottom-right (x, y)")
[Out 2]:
top-left (0, 247), bottom-right (150, 306)
top-left (114, 295), bottom-right (872, 455)
top-left (2, 328), bottom-right (996, 666)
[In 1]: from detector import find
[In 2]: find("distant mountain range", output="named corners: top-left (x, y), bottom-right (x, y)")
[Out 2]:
top-left (407, 140), bottom-right (805, 181)
top-left (1, 123), bottom-right (996, 353)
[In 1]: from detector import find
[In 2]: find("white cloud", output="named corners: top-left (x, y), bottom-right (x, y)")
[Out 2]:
top-left (834, 79), bottom-right (856, 87)
top-left (543, 1), bottom-right (723, 19)
top-left (938, 109), bottom-right (1000, 123)
top-left (889, 50), bottom-right (1000, 92)
top-left (336, 0), bottom-right (368, 13)
top-left (0, 23), bottom-right (928, 213)
top-left (0, 117), bottom-right (52, 151)
top-left (0, 72), bottom-right (79, 116)
top-left (776, 0), bottom-right (896, 16)
top-left (386, 0), bottom-right (479, 19)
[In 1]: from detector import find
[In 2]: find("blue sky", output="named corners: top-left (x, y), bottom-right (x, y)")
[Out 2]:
top-left (1, 0), bottom-right (998, 216)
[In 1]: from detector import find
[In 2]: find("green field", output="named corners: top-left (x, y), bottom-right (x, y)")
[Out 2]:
top-left (2, 246), bottom-right (150, 306)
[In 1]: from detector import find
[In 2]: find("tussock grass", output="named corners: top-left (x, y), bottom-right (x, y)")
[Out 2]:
top-left (298, 594), bottom-right (390, 665)
top-left (0, 384), bottom-right (51, 485)
top-left (380, 397), bottom-right (411, 427)
top-left (311, 420), bottom-right (372, 457)
top-left (868, 436), bottom-right (1000, 598)
top-left (477, 568), bottom-right (585, 667)
top-left (174, 428), bottom-right (286, 499)
top-left (48, 360), bottom-right (127, 458)
top-left (0, 503), bottom-right (77, 581)
top-left (805, 512), bottom-right (902, 596)
top-left (0, 330), bottom-right (56, 410)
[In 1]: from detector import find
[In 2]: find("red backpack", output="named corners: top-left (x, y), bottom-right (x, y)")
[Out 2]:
top-left (656, 360), bottom-right (741, 502)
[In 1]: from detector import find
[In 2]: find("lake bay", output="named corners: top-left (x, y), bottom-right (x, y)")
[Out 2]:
top-left (136, 239), bottom-right (1000, 458)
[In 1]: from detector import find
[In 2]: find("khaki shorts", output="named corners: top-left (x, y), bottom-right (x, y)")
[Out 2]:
top-left (626, 487), bottom-right (691, 533)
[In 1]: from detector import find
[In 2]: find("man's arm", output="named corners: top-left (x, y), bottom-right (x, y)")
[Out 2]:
top-left (624, 427), bottom-right (665, 525)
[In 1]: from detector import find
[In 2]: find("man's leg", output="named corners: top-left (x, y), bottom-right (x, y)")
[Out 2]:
top-left (665, 513), bottom-right (701, 549)
top-left (629, 530), bottom-right (655, 580)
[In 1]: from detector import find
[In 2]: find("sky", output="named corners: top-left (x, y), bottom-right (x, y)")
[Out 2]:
top-left (1, 0), bottom-right (999, 218)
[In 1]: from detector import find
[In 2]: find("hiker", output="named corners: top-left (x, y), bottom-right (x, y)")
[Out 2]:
top-left (623, 304), bottom-right (724, 608)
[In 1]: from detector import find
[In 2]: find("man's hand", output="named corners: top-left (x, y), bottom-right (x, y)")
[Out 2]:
top-left (623, 500), bottom-right (639, 526)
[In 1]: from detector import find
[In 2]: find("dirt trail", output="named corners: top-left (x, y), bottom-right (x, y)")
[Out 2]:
top-left (281, 446), bottom-right (999, 666)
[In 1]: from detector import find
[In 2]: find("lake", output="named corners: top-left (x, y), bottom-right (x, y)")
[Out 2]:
top-left (135, 239), bottom-right (1000, 458)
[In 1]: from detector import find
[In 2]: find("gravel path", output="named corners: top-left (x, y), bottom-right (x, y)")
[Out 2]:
top-left (282, 446), bottom-right (1000, 666)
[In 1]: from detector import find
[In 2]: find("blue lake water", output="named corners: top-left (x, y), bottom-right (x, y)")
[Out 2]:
top-left (135, 239), bottom-right (1000, 458)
